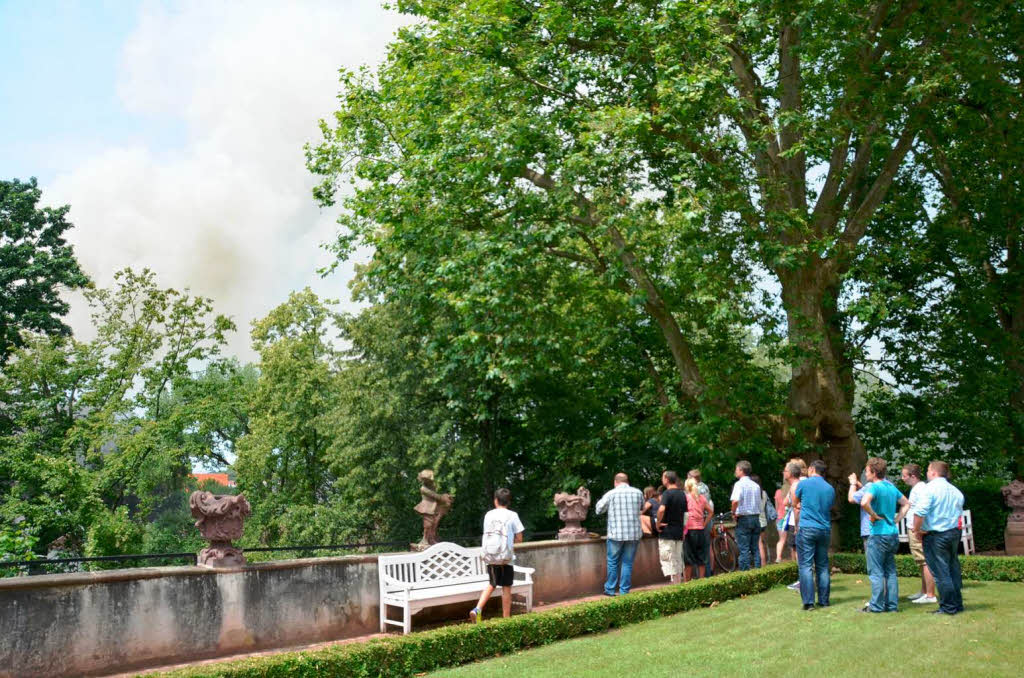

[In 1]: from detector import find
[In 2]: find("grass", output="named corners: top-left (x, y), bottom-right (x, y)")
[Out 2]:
top-left (431, 575), bottom-right (1024, 678)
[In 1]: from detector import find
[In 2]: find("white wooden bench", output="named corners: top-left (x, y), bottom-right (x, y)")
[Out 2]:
top-left (378, 541), bottom-right (535, 634)
top-left (899, 509), bottom-right (975, 555)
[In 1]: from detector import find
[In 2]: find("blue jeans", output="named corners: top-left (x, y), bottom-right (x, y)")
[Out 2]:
top-left (923, 529), bottom-right (963, 613)
top-left (605, 539), bottom-right (639, 595)
top-left (797, 526), bottom-right (831, 606)
top-left (735, 515), bottom-right (761, 570)
top-left (866, 534), bottom-right (899, 612)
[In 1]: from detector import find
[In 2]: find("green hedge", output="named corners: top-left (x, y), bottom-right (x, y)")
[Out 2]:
top-left (148, 563), bottom-right (798, 678)
top-left (832, 553), bottom-right (1024, 582)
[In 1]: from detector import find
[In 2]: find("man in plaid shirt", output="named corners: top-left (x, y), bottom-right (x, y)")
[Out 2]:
top-left (595, 472), bottom-right (645, 596)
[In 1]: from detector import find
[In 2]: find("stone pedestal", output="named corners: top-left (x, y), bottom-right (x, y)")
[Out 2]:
top-left (190, 491), bottom-right (251, 568)
top-left (1003, 480), bottom-right (1024, 556)
top-left (554, 487), bottom-right (591, 541)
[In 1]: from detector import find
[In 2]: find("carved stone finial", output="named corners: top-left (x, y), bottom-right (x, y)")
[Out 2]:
top-left (1002, 480), bottom-right (1024, 555)
top-left (189, 491), bottom-right (251, 567)
top-left (413, 469), bottom-right (452, 551)
top-left (554, 486), bottom-right (591, 541)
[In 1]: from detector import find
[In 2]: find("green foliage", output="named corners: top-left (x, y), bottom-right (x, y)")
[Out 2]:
top-left (84, 506), bottom-right (144, 569)
top-left (152, 564), bottom-right (798, 678)
top-left (832, 554), bottom-right (1024, 583)
top-left (960, 479), bottom-right (1013, 552)
top-left (0, 177), bottom-right (90, 363)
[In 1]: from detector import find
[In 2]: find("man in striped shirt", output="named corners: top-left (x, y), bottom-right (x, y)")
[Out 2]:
top-left (595, 472), bottom-right (645, 596)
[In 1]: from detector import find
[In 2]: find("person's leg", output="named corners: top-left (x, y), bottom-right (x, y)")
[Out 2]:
top-left (671, 541), bottom-right (683, 584)
top-left (658, 539), bottom-right (674, 581)
top-left (604, 539), bottom-right (623, 595)
top-left (753, 526), bottom-right (763, 568)
top-left (737, 517), bottom-right (754, 571)
top-left (946, 530), bottom-right (964, 612)
top-left (759, 531), bottom-right (768, 566)
top-left (883, 535), bottom-right (899, 612)
top-left (796, 529), bottom-right (815, 607)
top-left (776, 529), bottom-right (787, 563)
top-left (473, 583), bottom-right (495, 618)
top-left (866, 535), bottom-right (885, 612)
top-left (923, 532), bottom-right (954, 613)
top-left (501, 586), bottom-right (512, 617)
top-left (814, 528), bottom-right (831, 606)
top-left (619, 540), bottom-right (638, 594)
top-left (924, 563), bottom-right (936, 597)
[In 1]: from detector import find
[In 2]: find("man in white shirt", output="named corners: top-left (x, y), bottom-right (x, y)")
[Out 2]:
top-left (901, 463), bottom-right (936, 603)
top-left (731, 460), bottom-right (762, 570)
top-left (470, 488), bottom-right (525, 622)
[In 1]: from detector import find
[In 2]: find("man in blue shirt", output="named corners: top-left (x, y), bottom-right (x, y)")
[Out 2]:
top-left (860, 458), bottom-right (909, 613)
top-left (730, 460), bottom-right (763, 571)
top-left (793, 460), bottom-right (836, 610)
top-left (913, 461), bottom-right (966, 615)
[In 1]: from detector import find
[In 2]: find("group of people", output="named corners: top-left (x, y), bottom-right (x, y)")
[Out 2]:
top-left (467, 456), bottom-right (966, 623)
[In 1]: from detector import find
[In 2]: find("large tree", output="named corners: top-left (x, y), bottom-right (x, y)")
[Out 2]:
top-left (0, 178), bottom-right (90, 363)
top-left (310, 0), bottom-right (990, 482)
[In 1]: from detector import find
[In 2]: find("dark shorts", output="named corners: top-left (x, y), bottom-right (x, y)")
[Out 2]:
top-left (684, 530), bottom-right (708, 566)
top-left (487, 563), bottom-right (514, 587)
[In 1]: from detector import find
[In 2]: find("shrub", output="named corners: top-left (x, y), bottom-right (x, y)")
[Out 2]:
top-left (831, 553), bottom-right (1024, 582)
top-left (151, 563), bottom-right (799, 678)
top-left (959, 478), bottom-right (1012, 552)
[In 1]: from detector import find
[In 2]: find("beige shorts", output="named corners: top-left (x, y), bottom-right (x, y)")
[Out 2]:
top-left (909, 531), bottom-right (926, 565)
top-left (659, 538), bottom-right (683, 576)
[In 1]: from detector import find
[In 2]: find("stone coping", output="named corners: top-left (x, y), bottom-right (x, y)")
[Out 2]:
top-left (0, 537), bottom-right (608, 591)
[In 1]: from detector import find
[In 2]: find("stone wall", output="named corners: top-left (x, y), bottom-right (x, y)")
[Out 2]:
top-left (0, 537), bottom-right (664, 678)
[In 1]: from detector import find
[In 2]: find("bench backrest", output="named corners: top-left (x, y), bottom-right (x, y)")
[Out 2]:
top-left (379, 541), bottom-right (487, 591)
top-left (899, 509), bottom-right (973, 537)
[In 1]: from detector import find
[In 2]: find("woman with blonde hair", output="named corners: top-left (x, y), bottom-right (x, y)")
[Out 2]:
top-left (683, 477), bottom-right (711, 581)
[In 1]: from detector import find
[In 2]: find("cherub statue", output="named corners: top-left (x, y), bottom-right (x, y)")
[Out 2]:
top-left (414, 469), bottom-right (453, 549)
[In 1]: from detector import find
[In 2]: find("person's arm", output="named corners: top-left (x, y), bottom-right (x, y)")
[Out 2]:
top-left (913, 513), bottom-right (925, 538)
top-left (513, 517), bottom-right (525, 543)
top-left (847, 474), bottom-right (863, 505)
top-left (595, 492), bottom-right (610, 516)
top-left (860, 489), bottom-right (881, 523)
top-left (895, 495), bottom-right (910, 524)
top-left (657, 503), bottom-right (666, 527)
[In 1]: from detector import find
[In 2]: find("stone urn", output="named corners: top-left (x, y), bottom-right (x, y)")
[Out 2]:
top-left (1002, 480), bottom-right (1024, 556)
top-left (190, 491), bottom-right (251, 568)
top-left (554, 487), bottom-right (591, 541)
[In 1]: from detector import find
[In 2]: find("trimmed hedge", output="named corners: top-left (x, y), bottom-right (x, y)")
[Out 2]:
top-left (832, 553), bottom-right (1024, 582)
top-left (148, 563), bottom-right (798, 678)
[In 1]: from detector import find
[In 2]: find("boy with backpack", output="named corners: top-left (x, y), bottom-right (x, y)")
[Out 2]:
top-left (470, 487), bottom-right (525, 622)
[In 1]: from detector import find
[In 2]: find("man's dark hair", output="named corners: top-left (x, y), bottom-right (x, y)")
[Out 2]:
top-left (810, 460), bottom-right (827, 476)
top-left (736, 460), bottom-right (752, 476)
top-left (751, 474), bottom-right (761, 486)
top-left (929, 461), bottom-right (950, 478)
top-left (866, 457), bottom-right (887, 479)
top-left (902, 463), bottom-right (922, 480)
top-left (663, 470), bottom-right (679, 485)
top-left (494, 488), bottom-right (512, 506)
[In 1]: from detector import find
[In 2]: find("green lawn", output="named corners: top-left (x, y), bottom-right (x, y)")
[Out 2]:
top-left (431, 575), bottom-right (1024, 678)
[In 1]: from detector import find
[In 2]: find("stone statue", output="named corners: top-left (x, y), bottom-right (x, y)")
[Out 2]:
top-left (190, 491), bottom-right (251, 568)
top-left (554, 486), bottom-right (591, 541)
top-left (413, 470), bottom-right (452, 550)
top-left (1002, 480), bottom-right (1024, 555)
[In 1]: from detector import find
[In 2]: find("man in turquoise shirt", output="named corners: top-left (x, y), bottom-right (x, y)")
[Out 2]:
top-left (860, 458), bottom-right (909, 612)
top-left (912, 461), bottom-right (966, 614)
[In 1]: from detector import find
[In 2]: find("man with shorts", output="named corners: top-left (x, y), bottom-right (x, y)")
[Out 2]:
top-left (656, 471), bottom-right (686, 584)
top-left (902, 463), bottom-right (936, 604)
top-left (470, 488), bottom-right (525, 622)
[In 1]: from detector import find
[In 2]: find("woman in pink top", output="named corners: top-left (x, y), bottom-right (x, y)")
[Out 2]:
top-left (683, 478), bottom-right (711, 581)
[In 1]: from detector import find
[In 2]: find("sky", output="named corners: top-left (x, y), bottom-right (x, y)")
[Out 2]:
top-left (0, 0), bottom-right (412, 359)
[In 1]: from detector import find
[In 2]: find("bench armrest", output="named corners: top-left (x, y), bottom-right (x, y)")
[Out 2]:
top-left (380, 575), bottom-right (414, 594)
top-left (513, 565), bottom-right (535, 583)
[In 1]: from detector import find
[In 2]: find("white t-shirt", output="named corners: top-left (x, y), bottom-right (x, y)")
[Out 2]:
top-left (905, 481), bottom-right (927, 528)
top-left (482, 507), bottom-right (525, 559)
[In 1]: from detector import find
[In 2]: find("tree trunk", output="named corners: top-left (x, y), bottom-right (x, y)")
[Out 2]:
top-left (779, 267), bottom-right (866, 502)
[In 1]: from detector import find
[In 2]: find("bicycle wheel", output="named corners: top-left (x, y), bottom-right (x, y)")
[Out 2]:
top-left (712, 534), bottom-right (738, 573)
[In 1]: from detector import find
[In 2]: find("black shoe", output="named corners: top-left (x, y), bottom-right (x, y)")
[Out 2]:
top-left (803, 604), bottom-right (815, 611)
top-left (602, 591), bottom-right (616, 597)
top-left (930, 609), bottom-right (957, 615)
top-left (816, 603), bottom-right (830, 608)
top-left (858, 608), bottom-right (880, 614)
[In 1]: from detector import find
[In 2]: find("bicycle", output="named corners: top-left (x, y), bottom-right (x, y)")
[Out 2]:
top-left (710, 512), bottom-right (739, 573)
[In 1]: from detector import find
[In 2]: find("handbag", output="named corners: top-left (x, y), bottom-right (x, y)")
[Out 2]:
top-left (765, 492), bottom-right (778, 522)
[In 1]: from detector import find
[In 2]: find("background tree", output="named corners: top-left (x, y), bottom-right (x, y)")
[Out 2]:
top-left (309, 0), bottom-right (991, 487)
top-left (0, 178), bottom-right (90, 363)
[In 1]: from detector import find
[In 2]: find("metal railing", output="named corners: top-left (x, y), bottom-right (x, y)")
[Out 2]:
top-left (0, 531), bottom-right (560, 576)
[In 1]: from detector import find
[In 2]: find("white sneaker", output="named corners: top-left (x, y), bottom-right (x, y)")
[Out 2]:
top-left (906, 592), bottom-right (924, 601)
top-left (787, 581), bottom-right (800, 590)
top-left (912, 595), bottom-right (937, 604)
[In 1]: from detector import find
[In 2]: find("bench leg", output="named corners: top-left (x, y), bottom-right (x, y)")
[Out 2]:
top-left (403, 604), bottom-right (411, 635)
top-left (380, 603), bottom-right (387, 633)
top-left (526, 588), bottom-right (533, 613)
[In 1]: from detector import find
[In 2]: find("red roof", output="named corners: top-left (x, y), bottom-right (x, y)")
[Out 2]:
top-left (190, 473), bottom-right (236, 487)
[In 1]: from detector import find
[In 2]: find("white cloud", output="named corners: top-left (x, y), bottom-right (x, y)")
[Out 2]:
top-left (47, 0), bottom-right (412, 358)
